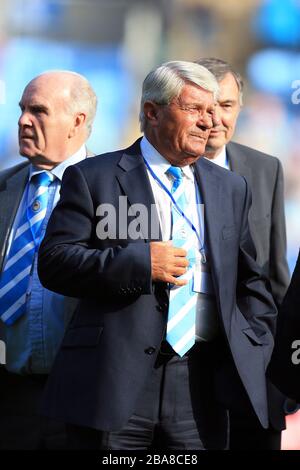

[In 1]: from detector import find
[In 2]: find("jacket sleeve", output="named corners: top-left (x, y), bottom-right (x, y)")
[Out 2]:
top-left (38, 164), bottom-right (153, 298)
top-left (237, 177), bottom-right (278, 366)
top-left (268, 251), bottom-right (300, 401)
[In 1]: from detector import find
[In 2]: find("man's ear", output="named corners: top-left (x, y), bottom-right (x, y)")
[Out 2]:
top-left (143, 101), bottom-right (160, 127)
top-left (69, 113), bottom-right (86, 138)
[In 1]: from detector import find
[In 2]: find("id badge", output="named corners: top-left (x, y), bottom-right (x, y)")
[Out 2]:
top-left (192, 251), bottom-right (202, 293)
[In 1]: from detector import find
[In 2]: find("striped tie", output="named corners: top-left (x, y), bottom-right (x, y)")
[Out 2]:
top-left (166, 166), bottom-right (197, 356)
top-left (0, 171), bottom-right (53, 325)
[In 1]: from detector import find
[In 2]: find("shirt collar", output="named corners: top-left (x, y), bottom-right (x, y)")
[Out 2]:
top-left (29, 144), bottom-right (87, 181)
top-left (141, 136), bottom-right (194, 181)
top-left (204, 145), bottom-right (229, 170)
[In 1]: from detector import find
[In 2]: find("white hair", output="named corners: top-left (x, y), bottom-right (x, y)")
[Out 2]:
top-left (139, 60), bottom-right (219, 132)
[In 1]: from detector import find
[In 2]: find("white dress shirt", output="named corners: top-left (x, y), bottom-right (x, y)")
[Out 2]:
top-left (205, 145), bottom-right (230, 170)
top-left (140, 136), bottom-right (203, 244)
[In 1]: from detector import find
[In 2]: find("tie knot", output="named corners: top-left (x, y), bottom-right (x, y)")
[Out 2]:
top-left (31, 171), bottom-right (54, 188)
top-left (167, 166), bottom-right (183, 192)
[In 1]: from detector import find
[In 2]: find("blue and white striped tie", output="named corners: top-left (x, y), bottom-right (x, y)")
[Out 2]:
top-left (166, 166), bottom-right (197, 356)
top-left (0, 171), bottom-right (53, 325)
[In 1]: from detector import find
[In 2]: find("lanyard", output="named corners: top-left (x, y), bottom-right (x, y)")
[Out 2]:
top-left (143, 157), bottom-right (207, 263)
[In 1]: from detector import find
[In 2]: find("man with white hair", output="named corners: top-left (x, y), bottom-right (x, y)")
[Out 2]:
top-left (38, 61), bottom-right (276, 450)
top-left (0, 70), bottom-right (97, 449)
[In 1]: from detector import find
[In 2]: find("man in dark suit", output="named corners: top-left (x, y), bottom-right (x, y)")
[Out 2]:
top-left (0, 70), bottom-right (97, 449)
top-left (268, 251), bottom-right (300, 402)
top-left (38, 60), bottom-right (277, 450)
top-left (197, 57), bottom-right (290, 450)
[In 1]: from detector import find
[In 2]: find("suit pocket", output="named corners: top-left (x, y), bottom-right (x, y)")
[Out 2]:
top-left (61, 326), bottom-right (103, 348)
top-left (237, 306), bottom-right (265, 346)
top-left (252, 213), bottom-right (270, 225)
top-left (242, 327), bottom-right (264, 346)
top-left (222, 224), bottom-right (237, 240)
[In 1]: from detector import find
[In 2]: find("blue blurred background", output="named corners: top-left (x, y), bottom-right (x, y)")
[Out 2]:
top-left (0, 0), bottom-right (299, 272)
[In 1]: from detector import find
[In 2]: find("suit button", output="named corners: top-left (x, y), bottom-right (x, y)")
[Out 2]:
top-left (156, 305), bottom-right (164, 312)
top-left (145, 347), bottom-right (156, 355)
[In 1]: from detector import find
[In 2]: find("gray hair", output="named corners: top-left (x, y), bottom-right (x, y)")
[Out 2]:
top-left (64, 71), bottom-right (97, 138)
top-left (139, 60), bottom-right (219, 132)
top-left (33, 70), bottom-right (97, 137)
top-left (196, 58), bottom-right (244, 106)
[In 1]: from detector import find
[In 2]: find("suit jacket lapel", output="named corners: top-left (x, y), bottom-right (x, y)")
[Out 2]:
top-left (0, 164), bottom-right (29, 271)
top-left (194, 158), bottom-right (222, 292)
top-left (116, 140), bottom-right (162, 241)
top-left (227, 143), bottom-right (253, 189)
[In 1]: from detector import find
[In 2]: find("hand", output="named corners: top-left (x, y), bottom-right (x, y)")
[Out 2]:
top-left (150, 241), bottom-right (189, 286)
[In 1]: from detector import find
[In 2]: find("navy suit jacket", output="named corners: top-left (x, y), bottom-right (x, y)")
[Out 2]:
top-left (0, 162), bottom-right (29, 273)
top-left (38, 139), bottom-right (277, 431)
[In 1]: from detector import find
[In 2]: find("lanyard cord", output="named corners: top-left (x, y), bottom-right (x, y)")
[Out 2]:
top-left (143, 157), bottom-right (206, 262)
